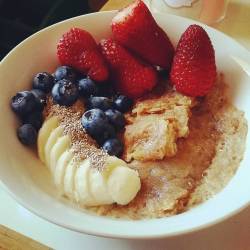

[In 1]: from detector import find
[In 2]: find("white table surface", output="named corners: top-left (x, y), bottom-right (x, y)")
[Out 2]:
top-left (1, 0), bottom-right (250, 249)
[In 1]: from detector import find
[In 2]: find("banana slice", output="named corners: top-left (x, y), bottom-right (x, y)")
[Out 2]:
top-left (89, 168), bottom-right (113, 205)
top-left (49, 135), bottom-right (71, 173)
top-left (38, 116), bottom-right (59, 163)
top-left (38, 115), bottom-right (141, 207)
top-left (107, 166), bottom-right (141, 205)
top-left (74, 160), bottom-right (98, 206)
top-left (54, 150), bottom-right (73, 193)
top-left (64, 158), bottom-right (78, 199)
top-left (44, 126), bottom-right (63, 167)
top-left (103, 156), bottom-right (127, 179)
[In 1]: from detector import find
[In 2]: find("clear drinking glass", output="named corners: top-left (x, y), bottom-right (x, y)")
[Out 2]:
top-left (145, 0), bottom-right (230, 25)
top-left (199, 0), bottom-right (230, 25)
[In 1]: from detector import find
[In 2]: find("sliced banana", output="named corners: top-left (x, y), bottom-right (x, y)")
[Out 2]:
top-left (103, 156), bottom-right (128, 179)
top-left (44, 126), bottom-right (63, 167)
top-left (107, 166), bottom-right (141, 205)
top-left (74, 159), bottom-right (98, 206)
top-left (54, 150), bottom-right (73, 193)
top-left (38, 116), bottom-right (59, 163)
top-left (89, 168), bottom-right (113, 205)
top-left (64, 158), bottom-right (78, 199)
top-left (49, 135), bottom-right (71, 174)
top-left (38, 115), bottom-right (141, 207)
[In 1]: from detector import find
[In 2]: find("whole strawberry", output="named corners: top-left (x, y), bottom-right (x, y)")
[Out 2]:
top-left (170, 24), bottom-right (216, 97)
top-left (57, 28), bottom-right (109, 82)
top-left (99, 39), bottom-right (158, 99)
top-left (111, 0), bottom-right (174, 70)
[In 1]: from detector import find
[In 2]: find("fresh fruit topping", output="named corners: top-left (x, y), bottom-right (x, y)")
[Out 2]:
top-left (102, 138), bottom-right (124, 157)
top-left (87, 96), bottom-right (113, 111)
top-left (37, 116), bottom-right (60, 162)
top-left (11, 91), bottom-right (39, 117)
top-left (17, 124), bottom-right (37, 145)
top-left (100, 39), bottom-right (158, 98)
top-left (113, 95), bottom-right (133, 113)
top-left (96, 83), bottom-right (116, 98)
top-left (31, 89), bottom-right (46, 111)
top-left (105, 109), bottom-right (125, 130)
top-left (23, 112), bottom-right (44, 130)
top-left (54, 66), bottom-right (78, 82)
top-left (33, 72), bottom-right (54, 93)
top-left (77, 77), bottom-right (98, 97)
top-left (111, 0), bottom-right (174, 70)
top-left (52, 79), bottom-right (79, 106)
top-left (77, 50), bottom-right (109, 82)
top-left (81, 109), bottom-right (115, 143)
top-left (57, 28), bottom-right (109, 82)
top-left (170, 24), bottom-right (216, 97)
top-left (98, 123), bottom-right (116, 144)
top-left (156, 66), bottom-right (169, 79)
top-left (38, 115), bottom-right (140, 206)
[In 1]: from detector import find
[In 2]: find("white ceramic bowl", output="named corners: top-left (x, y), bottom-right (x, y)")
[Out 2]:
top-left (0, 11), bottom-right (250, 239)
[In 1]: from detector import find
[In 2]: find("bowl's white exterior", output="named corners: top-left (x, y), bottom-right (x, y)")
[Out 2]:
top-left (0, 11), bottom-right (249, 239)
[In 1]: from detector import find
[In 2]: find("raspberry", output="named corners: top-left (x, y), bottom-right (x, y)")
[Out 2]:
top-left (57, 28), bottom-right (109, 82)
top-left (100, 39), bottom-right (157, 99)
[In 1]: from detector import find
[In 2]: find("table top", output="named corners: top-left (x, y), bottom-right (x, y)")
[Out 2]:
top-left (1, 0), bottom-right (250, 249)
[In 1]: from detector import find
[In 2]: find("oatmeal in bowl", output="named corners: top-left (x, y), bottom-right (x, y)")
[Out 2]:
top-left (0, 0), bottom-right (249, 238)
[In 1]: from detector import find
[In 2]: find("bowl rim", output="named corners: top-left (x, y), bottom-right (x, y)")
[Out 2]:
top-left (1, 180), bottom-right (250, 240)
top-left (0, 10), bottom-right (250, 239)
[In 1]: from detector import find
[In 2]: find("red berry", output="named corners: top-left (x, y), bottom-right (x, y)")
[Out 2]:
top-left (170, 24), bottom-right (217, 97)
top-left (99, 39), bottom-right (158, 99)
top-left (77, 50), bottom-right (109, 82)
top-left (111, 0), bottom-right (174, 70)
top-left (57, 28), bottom-right (109, 82)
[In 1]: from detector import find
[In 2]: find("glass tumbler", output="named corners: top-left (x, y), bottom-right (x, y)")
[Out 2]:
top-left (145, 0), bottom-right (230, 26)
top-left (199, 0), bottom-right (230, 25)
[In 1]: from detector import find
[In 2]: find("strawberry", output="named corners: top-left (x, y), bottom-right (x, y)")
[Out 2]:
top-left (99, 39), bottom-right (158, 98)
top-left (57, 28), bottom-right (109, 82)
top-left (170, 24), bottom-right (216, 97)
top-left (111, 0), bottom-right (174, 70)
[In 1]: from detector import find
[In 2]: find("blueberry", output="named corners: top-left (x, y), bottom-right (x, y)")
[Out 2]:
top-left (54, 66), bottom-right (77, 82)
top-left (105, 109), bottom-right (125, 130)
top-left (102, 138), bottom-right (124, 157)
top-left (156, 66), bottom-right (169, 78)
top-left (17, 124), bottom-right (37, 146)
top-left (87, 96), bottom-right (113, 111)
top-left (81, 109), bottom-right (115, 143)
top-left (11, 91), bottom-right (38, 117)
top-left (98, 123), bottom-right (116, 144)
top-left (33, 72), bottom-right (54, 93)
top-left (96, 83), bottom-right (115, 97)
top-left (113, 95), bottom-right (133, 113)
top-left (52, 79), bottom-right (79, 106)
top-left (77, 78), bottom-right (98, 97)
top-left (31, 89), bottom-right (46, 111)
top-left (76, 72), bottom-right (87, 81)
top-left (82, 108), bottom-right (108, 134)
top-left (23, 112), bottom-right (43, 130)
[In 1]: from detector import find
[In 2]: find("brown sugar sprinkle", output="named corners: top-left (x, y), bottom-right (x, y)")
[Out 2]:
top-left (44, 98), bottom-right (108, 171)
